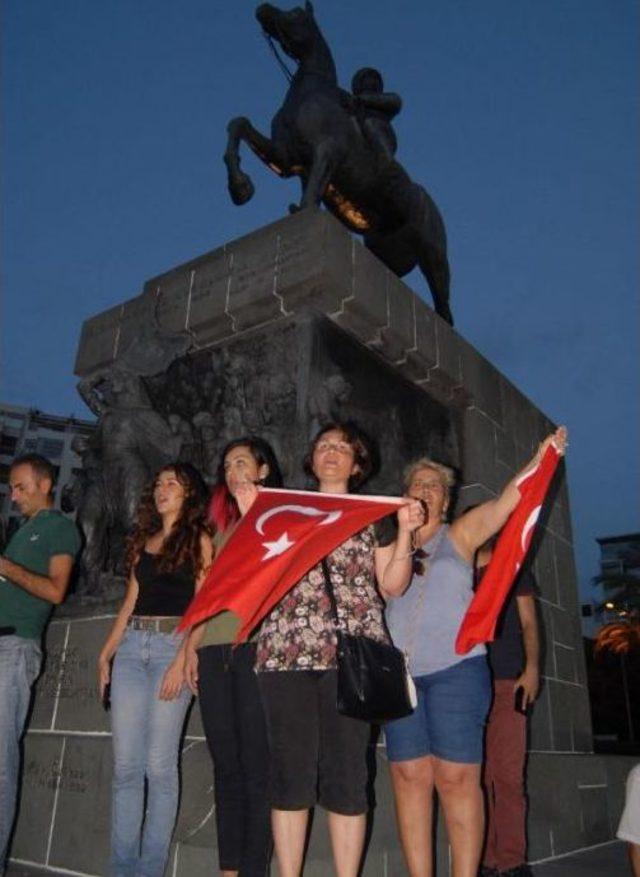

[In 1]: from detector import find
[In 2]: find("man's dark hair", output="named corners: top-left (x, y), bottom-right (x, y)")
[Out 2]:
top-left (10, 453), bottom-right (56, 492)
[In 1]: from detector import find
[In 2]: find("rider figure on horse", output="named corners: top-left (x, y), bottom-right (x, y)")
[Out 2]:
top-left (347, 67), bottom-right (402, 162)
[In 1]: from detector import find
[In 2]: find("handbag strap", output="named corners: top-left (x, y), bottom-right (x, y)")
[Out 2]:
top-left (320, 557), bottom-right (342, 631)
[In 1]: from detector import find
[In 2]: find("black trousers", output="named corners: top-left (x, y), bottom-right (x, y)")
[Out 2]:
top-left (198, 643), bottom-right (272, 876)
top-left (257, 669), bottom-right (371, 814)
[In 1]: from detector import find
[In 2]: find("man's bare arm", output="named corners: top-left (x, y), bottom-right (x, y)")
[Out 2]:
top-left (356, 92), bottom-right (402, 118)
top-left (514, 594), bottom-right (540, 708)
top-left (0, 554), bottom-right (74, 605)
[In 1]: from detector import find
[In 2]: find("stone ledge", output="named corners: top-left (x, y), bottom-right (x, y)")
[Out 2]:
top-left (75, 211), bottom-right (442, 379)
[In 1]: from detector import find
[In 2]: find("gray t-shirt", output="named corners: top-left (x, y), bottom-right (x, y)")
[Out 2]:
top-left (385, 524), bottom-right (485, 677)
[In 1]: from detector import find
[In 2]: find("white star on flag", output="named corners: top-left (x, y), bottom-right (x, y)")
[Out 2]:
top-left (262, 531), bottom-right (295, 560)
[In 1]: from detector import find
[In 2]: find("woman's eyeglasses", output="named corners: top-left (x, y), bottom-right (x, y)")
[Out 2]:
top-left (315, 440), bottom-right (353, 455)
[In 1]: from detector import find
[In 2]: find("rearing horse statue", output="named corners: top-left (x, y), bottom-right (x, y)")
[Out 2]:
top-left (224, 1), bottom-right (453, 325)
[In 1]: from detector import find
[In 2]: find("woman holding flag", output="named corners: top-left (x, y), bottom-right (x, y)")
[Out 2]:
top-left (253, 422), bottom-right (424, 877)
top-left (184, 437), bottom-right (283, 877)
top-left (383, 427), bottom-right (567, 877)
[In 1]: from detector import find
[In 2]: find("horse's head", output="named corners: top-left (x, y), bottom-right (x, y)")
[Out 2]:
top-left (256, 2), bottom-right (320, 63)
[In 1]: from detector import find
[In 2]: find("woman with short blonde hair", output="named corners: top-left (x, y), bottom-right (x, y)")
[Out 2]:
top-left (385, 429), bottom-right (567, 877)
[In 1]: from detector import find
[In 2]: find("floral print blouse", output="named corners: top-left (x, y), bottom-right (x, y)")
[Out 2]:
top-left (255, 526), bottom-right (390, 672)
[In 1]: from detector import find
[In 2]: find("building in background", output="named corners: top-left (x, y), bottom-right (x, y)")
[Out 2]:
top-left (581, 532), bottom-right (640, 635)
top-left (584, 532), bottom-right (640, 753)
top-left (595, 533), bottom-right (640, 622)
top-left (0, 402), bottom-right (95, 543)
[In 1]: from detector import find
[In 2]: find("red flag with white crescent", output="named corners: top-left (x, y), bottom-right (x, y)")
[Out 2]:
top-left (455, 445), bottom-right (562, 655)
top-left (178, 488), bottom-right (405, 642)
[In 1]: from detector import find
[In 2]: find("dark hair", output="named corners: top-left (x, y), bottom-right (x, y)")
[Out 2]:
top-left (126, 462), bottom-right (210, 576)
top-left (303, 421), bottom-right (374, 490)
top-left (10, 453), bottom-right (56, 493)
top-left (209, 436), bottom-right (283, 533)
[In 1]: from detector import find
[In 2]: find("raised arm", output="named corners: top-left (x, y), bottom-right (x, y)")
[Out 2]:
top-left (356, 92), bottom-right (402, 117)
top-left (514, 592), bottom-right (540, 708)
top-left (451, 426), bottom-right (567, 560)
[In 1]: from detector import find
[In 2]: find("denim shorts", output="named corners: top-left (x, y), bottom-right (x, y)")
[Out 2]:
top-left (384, 656), bottom-right (491, 764)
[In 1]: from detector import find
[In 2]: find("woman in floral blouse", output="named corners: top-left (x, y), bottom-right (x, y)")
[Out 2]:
top-left (254, 422), bottom-right (423, 877)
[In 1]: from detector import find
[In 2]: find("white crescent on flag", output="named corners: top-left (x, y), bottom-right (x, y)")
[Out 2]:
top-left (520, 505), bottom-right (541, 551)
top-left (256, 504), bottom-right (343, 534)
top-left (256, 504), bottom-right (344, 560)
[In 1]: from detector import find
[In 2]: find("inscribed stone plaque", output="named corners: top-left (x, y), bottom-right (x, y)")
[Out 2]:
top-left (54, 617), bottom-right (113, 733)
top-left (29, 621), bottom-right (68, 731)
top-left (48, 736), bottom-right (111, 874)
top-left (11, 735), bottom-right (65, 864)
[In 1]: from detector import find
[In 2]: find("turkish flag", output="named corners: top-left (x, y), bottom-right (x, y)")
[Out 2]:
top-left (455, 445), bottom-right (562, 655)
top-left (179, 488), bottom-right (405, 642)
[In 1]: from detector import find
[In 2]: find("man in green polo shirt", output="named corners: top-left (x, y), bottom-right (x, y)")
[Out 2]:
top-left (0, 453), bottom-right (81, 874)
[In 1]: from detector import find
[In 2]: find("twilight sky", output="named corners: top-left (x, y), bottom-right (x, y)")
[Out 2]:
top-left (1, 0), bottom-right (638, 602)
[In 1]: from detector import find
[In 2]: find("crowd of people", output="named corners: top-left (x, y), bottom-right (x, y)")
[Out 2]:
top-left (0, 422), bottom-right (569, 877)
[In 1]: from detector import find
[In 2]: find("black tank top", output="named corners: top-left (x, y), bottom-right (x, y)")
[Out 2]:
top-left (133, 551), bottom-right (195, 616)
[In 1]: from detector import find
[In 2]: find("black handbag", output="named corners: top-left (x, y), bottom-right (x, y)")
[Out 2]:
top-left (321, 559), bottom-right (415, 723)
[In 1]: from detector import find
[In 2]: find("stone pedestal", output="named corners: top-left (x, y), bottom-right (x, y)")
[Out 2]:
top-left (9, 210), bottom-right (630, 875)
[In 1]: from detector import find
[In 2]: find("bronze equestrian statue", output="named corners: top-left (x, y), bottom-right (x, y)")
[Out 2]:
top-left (224, 1), bottom-right (453, 325)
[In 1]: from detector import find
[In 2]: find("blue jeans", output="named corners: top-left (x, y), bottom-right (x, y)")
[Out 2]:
top-left (0, 635), bottom-right (41, 873)
top-left (109, 629), bottom-right (192, 877)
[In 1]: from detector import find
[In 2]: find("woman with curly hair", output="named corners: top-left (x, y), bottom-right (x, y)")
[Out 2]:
top-left (98, 462), bottom-right (213, 877)
top-left (185, 436), bottom-right (283, 877)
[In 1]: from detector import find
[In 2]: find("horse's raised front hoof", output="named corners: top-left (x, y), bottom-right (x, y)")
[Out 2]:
top-left (226, 116), bottom-right (249, 136)
top-left (229, 172), bottom-right (255, 206)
